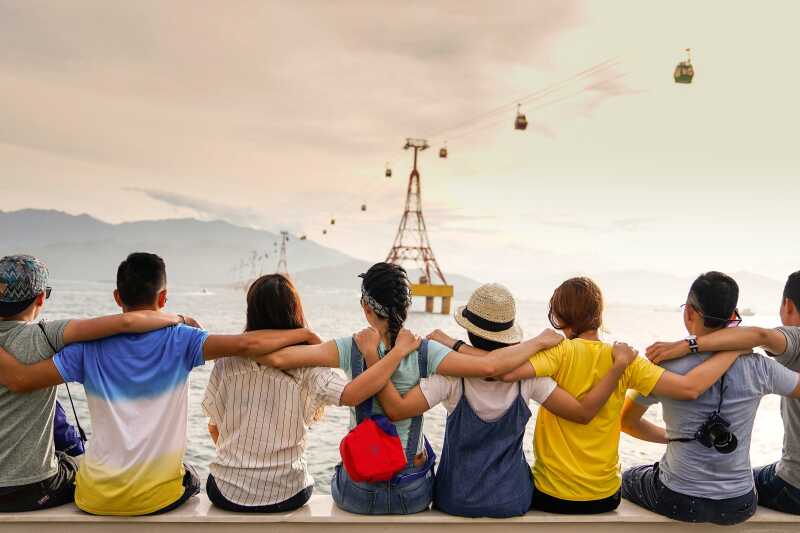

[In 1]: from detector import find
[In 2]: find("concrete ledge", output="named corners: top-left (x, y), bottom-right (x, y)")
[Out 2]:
top-left (2, 495), bottom-right (800, 532)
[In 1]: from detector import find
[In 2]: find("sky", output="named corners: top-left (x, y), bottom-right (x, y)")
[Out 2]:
top-left (2, 0), bottom-right (798, 296)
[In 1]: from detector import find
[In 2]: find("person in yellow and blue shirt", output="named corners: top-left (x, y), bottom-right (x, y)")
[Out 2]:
top-left (0, 252), bottom-right (325, 516)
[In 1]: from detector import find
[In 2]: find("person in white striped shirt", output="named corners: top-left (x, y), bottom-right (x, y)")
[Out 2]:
top-left (202, 274), bottom-right (421, 513)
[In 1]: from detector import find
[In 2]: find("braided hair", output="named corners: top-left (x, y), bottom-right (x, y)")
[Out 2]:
top-left (360, 262), bottom-right (412, 349)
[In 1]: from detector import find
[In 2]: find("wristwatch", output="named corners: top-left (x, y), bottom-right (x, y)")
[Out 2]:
top-left (452, 340), bottom-right (465, 352)
top-left (685, 335), bottom-right (699, 353)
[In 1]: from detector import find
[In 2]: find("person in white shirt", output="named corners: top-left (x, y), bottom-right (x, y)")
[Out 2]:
top-left (357, 283), bottom-right (637, 518)
top-left (202, 274), bottom-right (421, 513)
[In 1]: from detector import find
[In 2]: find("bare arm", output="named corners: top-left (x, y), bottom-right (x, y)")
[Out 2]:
top-left (541, 342), bottom-right (637, 424)
top-left (253, 340), bottom-right (340, 369)
top-left (339, 331), bottom-right (421, 406)
top-left (646, 327), bottom-right (786, 364)
top-left (203, 328), bottom-right (319, 362)
top-left (0, 347), bottom-right (64, 392)
top-left (650, 350), bottom-right (746, 400)
top-left (426, 329), bottom-right (487, 357)
top-left (436, 329), bottom-right (563, 378)
top-left (61, 311), bottom-right (187, 345)
top-left (620, 396), bottom-right (667, 444)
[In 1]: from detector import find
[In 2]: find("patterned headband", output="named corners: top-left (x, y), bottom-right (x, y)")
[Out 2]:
top-left (360, 286), bottom-right (412, 319)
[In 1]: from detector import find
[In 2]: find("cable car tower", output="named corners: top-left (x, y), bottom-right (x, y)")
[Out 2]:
top-left (386, 138), bottom-right (454, 314)
top-left (276, 231), bottom-right (290, 276)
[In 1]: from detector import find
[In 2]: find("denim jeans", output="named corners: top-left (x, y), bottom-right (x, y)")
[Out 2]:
top-left (331, 463), bottom-right (433, 515)
top-left (754, 462), bottom-right (800, 515)
top-left (622, 463), bottom-right (757, 525)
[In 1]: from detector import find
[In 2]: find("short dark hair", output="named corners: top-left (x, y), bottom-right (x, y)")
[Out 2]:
top-left (784, 271), bottom-right (800, 311)
top-left (467, 331), bottom-right (513, 352)
top-left (548, 277), bottom-right (604, 339)
top-left (246, 274), bottom-right (306, 332)
top-left (116, 253), bottom-right (167, 308)
top-left (688, 271), bottom-right (739, 329)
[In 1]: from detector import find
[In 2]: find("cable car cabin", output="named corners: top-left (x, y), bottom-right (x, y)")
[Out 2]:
top-left (300, 235), bottom-right (307, 240)
top-left (361, 204), bottom-right (367, 212)
top-left (322, 229), bottom-right (328, 235)
top-left (330, 218), bottom-right (336, 225)
top-left (674, 61), bottom-right (694, 83)
top-left (514, 109), bottom-right (528, 131)
top-left (385, 167), bottom-right (392, 178)
top-left (439, 147), bottom-right (448, 158)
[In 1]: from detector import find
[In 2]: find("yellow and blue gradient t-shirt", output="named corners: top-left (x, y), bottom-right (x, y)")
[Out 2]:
top-left (529, 338), bottom-right (664, 501)
top-left (53, 324), bottom-right (207, 516)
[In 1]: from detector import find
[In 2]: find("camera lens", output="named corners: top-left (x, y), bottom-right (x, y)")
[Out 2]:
top-left (708, 423), bottom-right (737, 454)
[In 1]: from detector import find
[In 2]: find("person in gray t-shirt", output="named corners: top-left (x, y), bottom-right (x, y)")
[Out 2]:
top-left (620, 272), bottom-right (800, 525)
top-left (645, 270), bottom-right (800, 515)
top-left (0, 255), bottom-right (187, 512)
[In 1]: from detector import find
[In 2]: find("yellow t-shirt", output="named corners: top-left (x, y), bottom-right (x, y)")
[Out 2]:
top-left (530, 338), bottom-right (664, 501)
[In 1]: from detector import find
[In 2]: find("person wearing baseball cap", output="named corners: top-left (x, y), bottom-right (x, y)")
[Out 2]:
top-left (0, 255), bottom-right (188, 512)
top-left (353, 283), bottom-right (638, 518)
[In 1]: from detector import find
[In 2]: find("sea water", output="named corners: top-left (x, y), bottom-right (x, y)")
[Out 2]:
top-left (46, 280), bottom-right (785, 493)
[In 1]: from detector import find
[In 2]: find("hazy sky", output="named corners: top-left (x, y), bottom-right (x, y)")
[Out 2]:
top-left (2, 1), bottom-right (798, 292)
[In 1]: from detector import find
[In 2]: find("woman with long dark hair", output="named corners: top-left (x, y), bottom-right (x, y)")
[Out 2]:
top-left (202, 274), bottom-right (420, 513)
top-left (256, 263), bottom-right (571, 514)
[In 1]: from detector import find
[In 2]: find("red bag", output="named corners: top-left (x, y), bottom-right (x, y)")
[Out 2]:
top-left (340, 415), bottom-right (408, 483)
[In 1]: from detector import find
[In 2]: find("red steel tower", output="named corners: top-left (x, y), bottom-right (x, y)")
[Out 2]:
top-left (386, 138), bottom-right (454, 314)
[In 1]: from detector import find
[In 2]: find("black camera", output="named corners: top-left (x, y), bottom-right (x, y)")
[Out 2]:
top-left (694, 412), bottom-right (738, 454)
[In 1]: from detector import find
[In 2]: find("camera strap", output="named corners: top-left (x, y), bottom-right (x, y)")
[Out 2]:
top-left (38, 321), bottom-right (88, 443)
top-left (668, 374), bottom-right (726, 444)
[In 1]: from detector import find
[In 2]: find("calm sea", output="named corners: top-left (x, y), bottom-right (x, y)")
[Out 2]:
top-left (46, 279), bottom-right (785, 493)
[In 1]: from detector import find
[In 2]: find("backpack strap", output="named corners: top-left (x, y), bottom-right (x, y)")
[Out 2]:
top-left (350, 337), bottom-right (374, 424)
top-left (38, 321), bottom-right (87, 443)
top-left (403, 339), bottom-right (429, 462)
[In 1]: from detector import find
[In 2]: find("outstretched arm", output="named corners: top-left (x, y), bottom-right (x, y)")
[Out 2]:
top-left (650, 350), bottom-right (746, 400)
top-left (203, 328), bottom-right (321, 362)
top-left (253, 339), bottom-right (340, 369)
top-left (62, 311), bottom-right (190, 345)
top-left (0, 347), bottom-right (64, 392)
top-left (339, 330), bottom-right (421, 406)
top-left (646, 327), bottom-right (786, 364)
top-left (436, 329), bottom-right (564, 378)
top-left (542, 342), bottom-right (637, 424)
top-left (620, 396), bottom-right (667, 443)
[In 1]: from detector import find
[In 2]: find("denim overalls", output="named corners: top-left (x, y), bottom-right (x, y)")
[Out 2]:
top-left (331, 340), bottom-right (436, 515)
top-left (433, 379), bottom-right (533, 517)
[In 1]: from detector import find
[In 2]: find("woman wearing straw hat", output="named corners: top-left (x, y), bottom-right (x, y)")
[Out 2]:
top-left (357, 283), bottom-right (639, 518)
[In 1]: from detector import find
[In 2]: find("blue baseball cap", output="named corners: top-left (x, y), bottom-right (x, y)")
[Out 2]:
top-left (0, 255), bottom-right (50, 317)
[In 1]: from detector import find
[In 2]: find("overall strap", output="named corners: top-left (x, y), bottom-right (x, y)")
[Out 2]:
top-left (38, 321), bottom-right (87, 443)
top-left (404, 339), bottom-right (429, 461)
top-left (350, 338), bottom-right (373, 424)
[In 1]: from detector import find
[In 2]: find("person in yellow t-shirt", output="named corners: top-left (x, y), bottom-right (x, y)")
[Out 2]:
top-left (497, 277), bottom-right (745, 514)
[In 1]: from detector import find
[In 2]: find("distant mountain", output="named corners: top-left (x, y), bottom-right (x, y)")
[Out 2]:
top-left (0, 209), bottom-right (353, 286)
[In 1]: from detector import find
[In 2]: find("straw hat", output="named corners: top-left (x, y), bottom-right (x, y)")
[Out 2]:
top-left (454, 283), bottom-right (523, 344)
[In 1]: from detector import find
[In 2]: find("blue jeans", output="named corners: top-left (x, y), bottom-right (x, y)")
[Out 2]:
top-left (331, 464), bottom-right (433, 515)
top-left (754, 462), bottom-right (800, 515)
top-left (622, 463), bottom-right (756, 525)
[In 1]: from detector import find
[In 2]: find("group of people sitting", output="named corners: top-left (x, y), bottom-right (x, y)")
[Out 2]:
top-left (1, 252), bottom-right (799, 526)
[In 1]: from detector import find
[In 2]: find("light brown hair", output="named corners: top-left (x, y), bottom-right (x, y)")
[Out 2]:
top-left (548, 277), bottom-right (604, 339)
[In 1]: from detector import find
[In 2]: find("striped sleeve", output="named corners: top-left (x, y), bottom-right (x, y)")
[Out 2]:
top-left (202, 360), bottom-right (225, 424)
top-left (305, 367), bottom-right (348, 406)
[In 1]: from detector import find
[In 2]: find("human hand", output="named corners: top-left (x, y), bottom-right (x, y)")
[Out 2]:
top-left (646, 340), bottom-right (689, 364)
top-left (533, 328), bottom-right (564, 349)
top-left (305, 328), bottom-right (323, 346)
top-left (355, 327), bottom-right (381, 365)
top-left (426, 329), bottom-right (456, 349)
top-left (612, 341), bottom-right (638, 369)
top-left (395, 328), bottom-right (422, 356)
top-left (180, 315), bottom-right (202, 329)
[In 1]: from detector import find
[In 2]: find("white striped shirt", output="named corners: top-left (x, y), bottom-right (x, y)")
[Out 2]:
top-left (202, 357), bottom-right (347, 506)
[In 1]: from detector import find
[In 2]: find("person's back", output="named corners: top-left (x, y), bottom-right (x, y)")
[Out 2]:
top-left (53, 324), bottom-right (207, 515)
top-left (532, 337), bottom-right (662, 500)
top-left (638, 352), bottom-right (784, 497)
top-left (203, 357), bottom-right (344, 509)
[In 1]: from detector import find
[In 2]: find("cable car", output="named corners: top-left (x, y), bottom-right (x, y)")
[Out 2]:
top-left (385, 162), bottom-right (393, 178)
top-left (674, 48), bottom-right (694, 84)
top-left (330, 218), bottom-right (335, 225)
top-left (514, 104), bottom-right (528, 131)
top-left (361, 204), bottom-right (367, 212)
top-left (323, 229), bottom-right (328, 235)
top-left (300, 235), bottom-right (307, 240)
top-left (439, 143), bottom-right (448, 158)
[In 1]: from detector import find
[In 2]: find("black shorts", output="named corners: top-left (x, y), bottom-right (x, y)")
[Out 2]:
top-left (0, 452), bottom-right (78, 512)
top-left (206, 474), bottom-right (312, 513)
